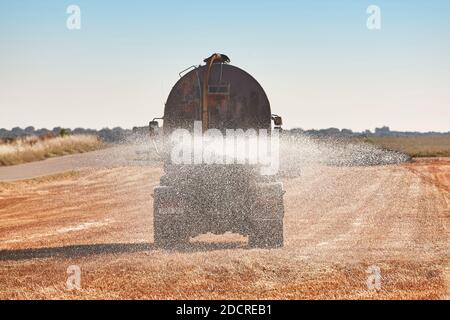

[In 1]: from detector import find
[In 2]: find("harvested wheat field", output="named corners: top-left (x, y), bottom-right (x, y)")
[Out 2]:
top-left (0, 154), bottom-right (448, 300)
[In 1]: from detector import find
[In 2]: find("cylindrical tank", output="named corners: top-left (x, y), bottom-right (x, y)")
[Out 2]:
top-left (163, 64), bottom-right (271, 133)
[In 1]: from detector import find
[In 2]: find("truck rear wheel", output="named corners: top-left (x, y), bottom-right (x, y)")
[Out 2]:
top-left (249, 182), bottom-right (285, 248)
top-left (153, 186), bottom-right (189, 249)
top-left (249, 219), bottom-right (284, 248)
top-left (154, 215), bottom-right (189, 249)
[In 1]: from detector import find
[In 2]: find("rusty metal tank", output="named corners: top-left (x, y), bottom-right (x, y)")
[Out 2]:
top-left (163, 63), bottom-right (271, 133)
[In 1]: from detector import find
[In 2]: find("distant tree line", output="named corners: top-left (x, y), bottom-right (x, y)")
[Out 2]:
top-left (0, 126), bottom-right (134, 143)
top-left (288, 126), bottom-right (450, 137)
top-left (0, 125), bottom-right (449, 143)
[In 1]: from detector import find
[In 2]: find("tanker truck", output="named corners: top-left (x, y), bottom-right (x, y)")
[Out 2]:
top-left (150, 53), bottom-right (284, 249)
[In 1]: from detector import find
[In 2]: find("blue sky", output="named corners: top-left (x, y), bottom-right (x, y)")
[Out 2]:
top-left (1, 0), bottom-right (449, 131)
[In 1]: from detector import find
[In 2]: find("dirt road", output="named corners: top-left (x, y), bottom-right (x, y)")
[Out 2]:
top-left (0, 157), bottom-right (448, 299)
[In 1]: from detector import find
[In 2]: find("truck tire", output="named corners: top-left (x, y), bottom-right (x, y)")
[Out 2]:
top-left (154, 215), bottom-right (189, 249)
top-left (249, 219), bottom-right (284, 248)
top-left (248, 182), bottom-right (285, 248)
top-left (153, 186), bottom-right (189, 249)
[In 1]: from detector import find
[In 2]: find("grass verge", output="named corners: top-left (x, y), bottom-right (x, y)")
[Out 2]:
top-left (0, 135), bottom-right (103, 166)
